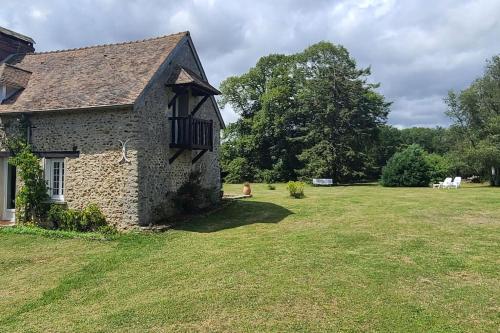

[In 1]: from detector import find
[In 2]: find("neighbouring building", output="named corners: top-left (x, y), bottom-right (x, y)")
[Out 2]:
top-left (0, 26), bottom-right (224, 229)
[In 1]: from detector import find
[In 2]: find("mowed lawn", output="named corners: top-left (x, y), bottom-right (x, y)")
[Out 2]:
top-left (0, 184), bottom-right (499, 332)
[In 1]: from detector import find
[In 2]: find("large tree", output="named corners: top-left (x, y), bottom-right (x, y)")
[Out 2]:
top-left (445, 55), bottom-right (500, 185)
top-left (220, 42), bottom-right (390, 183)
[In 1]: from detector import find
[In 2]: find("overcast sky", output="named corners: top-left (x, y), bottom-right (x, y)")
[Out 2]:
top-left (1, 0), bottom-right (499, 127)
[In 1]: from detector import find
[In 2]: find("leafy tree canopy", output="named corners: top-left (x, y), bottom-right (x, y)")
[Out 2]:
top-left (445, 55), bottom-right (500, 185)
top-left (220, 42), bottom-right (390, 183)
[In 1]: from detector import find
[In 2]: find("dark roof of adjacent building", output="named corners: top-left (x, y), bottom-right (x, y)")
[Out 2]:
top-left (0, 26), bottom-right (35, 44)
top-left (0, 31), bottom-right (188, 113)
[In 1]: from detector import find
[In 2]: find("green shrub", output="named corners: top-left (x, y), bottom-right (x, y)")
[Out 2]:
top-left (47, 203), bottom-right (107, 232)
top-left (81, 203), bottom-right (107, 231)
top-left (381, 144), bottom-right (431, 187)
top-left (61, 209), bottom-right (84, 231)
top-left (47, 204), bottom-right (67, 229)
top-left (259, 169), bottom-right (279, 184)
top-left (286, 181), bottom-right (305, 198)
top-left (223, 157), bottom-right (257, 184)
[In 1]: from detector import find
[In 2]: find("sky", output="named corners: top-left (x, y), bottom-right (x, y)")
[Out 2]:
top-left (1, 0), bottom-right (499, 128)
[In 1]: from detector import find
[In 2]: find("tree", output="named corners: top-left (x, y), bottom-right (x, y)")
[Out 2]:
top-left (219, 42), bottom-right (390, 183)
top-left (425, 153), bottom-right (453, 184)
top-left (445, 55), bottom-right (500, 185)
top-left (399, 127), bottom-right (451, 155)
top-left (220, 54), bottom-right (304, 182)
top-left (368, 125), bottom-right (402, 179)
top-left (380, 144), bottom-right (431, 187)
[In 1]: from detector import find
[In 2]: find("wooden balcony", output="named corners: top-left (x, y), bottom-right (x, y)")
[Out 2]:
top-left (169, 116), bottom-right (213, 151)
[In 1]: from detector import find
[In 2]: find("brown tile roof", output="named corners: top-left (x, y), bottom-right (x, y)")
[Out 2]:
top-left (0, 63), bottom-right (32, 88)
top-left (167, 66), bottom-right (221, 95)
top-left (0, 31), bottom-right (188, 113)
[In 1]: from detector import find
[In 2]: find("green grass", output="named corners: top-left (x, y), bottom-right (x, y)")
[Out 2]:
top-left (0, 183), bottom-right (499, 332)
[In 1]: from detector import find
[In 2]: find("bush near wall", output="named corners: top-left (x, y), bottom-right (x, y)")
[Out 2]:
top-left (47, 203), bottom-right (109, 232)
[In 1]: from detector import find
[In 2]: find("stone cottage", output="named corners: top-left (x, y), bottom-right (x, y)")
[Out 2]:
top-left (0, 26), bottom-right (224, 229)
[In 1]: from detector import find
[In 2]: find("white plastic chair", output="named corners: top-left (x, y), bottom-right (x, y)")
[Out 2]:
top-left (449, 177), bottom-right (462, 189)
top-left (434, 177), bottom-right (452, 189)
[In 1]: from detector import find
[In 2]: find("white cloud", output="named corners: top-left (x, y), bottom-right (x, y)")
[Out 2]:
top-left (29, 7), bottom-right (50, 21)
top-left (0, 0), bottom-right (498, 128)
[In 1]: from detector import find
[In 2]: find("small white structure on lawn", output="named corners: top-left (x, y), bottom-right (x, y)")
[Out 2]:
top-left (313, 179), bottom-right (333, 186)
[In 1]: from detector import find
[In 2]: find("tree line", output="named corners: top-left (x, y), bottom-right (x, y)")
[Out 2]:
top-left (219, 42), bottom-right (500, 186)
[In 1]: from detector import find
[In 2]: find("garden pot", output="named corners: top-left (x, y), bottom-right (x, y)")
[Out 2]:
top-left (243, 183), bottom-right (252, 195)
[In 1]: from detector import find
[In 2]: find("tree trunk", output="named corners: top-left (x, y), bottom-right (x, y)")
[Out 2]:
top-left (490, 166), bottom-right (500, 186)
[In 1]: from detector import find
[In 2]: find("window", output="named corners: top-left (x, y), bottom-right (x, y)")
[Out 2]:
top-left (45, 158), bottom-right (65, 201)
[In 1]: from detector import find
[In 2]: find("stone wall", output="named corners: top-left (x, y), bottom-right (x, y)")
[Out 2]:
top-left (0, 108), bottom-right (140, 229)
top-left (135, 38), bottom-right (222, 225)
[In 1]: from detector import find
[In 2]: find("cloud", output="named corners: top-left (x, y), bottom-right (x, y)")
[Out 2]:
top-left (1, 0), bottom-right (499, 127)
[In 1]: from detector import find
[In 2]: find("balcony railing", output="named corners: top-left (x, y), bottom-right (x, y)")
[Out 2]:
top-left (169, 116), bottom-right (213, 151)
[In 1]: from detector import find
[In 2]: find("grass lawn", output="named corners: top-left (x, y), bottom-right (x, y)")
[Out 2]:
top-left (0, 183), bottom-right (499, 332)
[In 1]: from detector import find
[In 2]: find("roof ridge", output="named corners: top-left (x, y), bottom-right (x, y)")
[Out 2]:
top-left (30, 31), bottom-right (189, 55)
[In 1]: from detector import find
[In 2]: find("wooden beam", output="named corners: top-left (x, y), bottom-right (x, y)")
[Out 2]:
top-left (35, 151), bottom-right (80, 158)
top-left (190, 96), bottom-right (209, 116)
top-left (0, 150), bottom-right (80, 158)
top-left (168, 93), bottom-right (178, 108)
top-left (169, 148), bottom-right (185, 164)
top-left (192, 149), bottom-right (207, 164)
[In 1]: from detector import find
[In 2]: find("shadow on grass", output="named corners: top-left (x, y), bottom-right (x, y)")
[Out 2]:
top-left (172, 200), bottom-right (293, 233)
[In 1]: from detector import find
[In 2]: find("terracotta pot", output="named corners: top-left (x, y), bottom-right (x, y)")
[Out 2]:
top-left (242, 183), bottom-right (252, 195)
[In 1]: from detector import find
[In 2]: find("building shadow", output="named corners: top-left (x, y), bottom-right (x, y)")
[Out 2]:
top-left (172, 200), bottom-right (293, 233)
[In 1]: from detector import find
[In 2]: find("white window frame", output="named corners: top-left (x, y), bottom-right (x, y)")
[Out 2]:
top-left (44, 158), bottom-right (65, 201)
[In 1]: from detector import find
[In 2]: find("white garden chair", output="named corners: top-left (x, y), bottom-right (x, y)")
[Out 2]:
top-left (449, 177), bottom-right (462, 189)
top-left (433, 177), bottom-right (452, 188)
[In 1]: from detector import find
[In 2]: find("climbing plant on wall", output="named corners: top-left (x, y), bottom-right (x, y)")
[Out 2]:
top-left (8, 139), bottom-right (48, 223)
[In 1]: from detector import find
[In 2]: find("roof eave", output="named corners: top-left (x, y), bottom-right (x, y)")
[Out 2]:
top-left (0, 103), bottom-right (134, 115)
top-left (0, 26), bottom-right (35, 44)
top-left (166, 82), bottom-right (221, 96)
